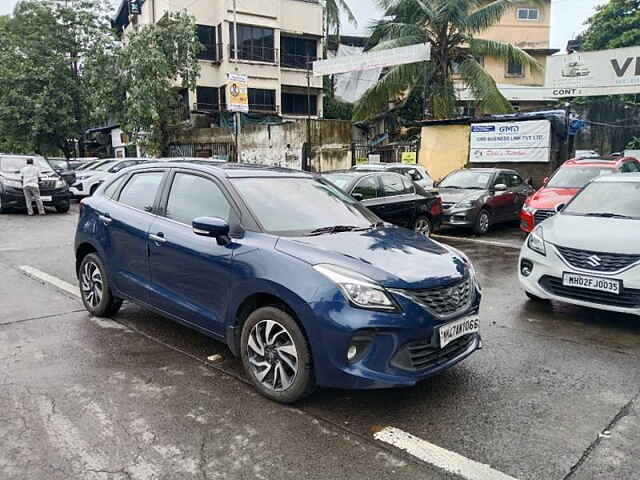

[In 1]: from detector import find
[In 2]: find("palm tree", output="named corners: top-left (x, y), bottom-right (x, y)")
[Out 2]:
top-left (353, 0), bottom-right (542, 121)
top-left (323, 0), bottom-right (357, 42)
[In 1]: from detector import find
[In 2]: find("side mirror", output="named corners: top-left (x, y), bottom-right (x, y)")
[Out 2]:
top-left (543, 177), bottom-right (549, 185)
top-left (555, 203), bottom-right (566, 213)
top-left (192, 217), bottom-right (230, 245)
top-left (433, 180), bottom-right (440, 188)
top-left (352, 192), bottom-right (364, 201)
top-left (494, 183), bottom-right (508, 192)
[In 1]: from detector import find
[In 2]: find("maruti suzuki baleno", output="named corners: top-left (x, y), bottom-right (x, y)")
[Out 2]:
top-left (75, 162), bottom-right (482, 403)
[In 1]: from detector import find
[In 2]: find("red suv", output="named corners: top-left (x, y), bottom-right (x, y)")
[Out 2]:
top-left (520, 156), bottom-right (640, 233)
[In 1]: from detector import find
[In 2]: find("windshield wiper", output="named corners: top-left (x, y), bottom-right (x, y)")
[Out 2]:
top-left (583, 212), bottom-right (632, 219)
top-left (441, 185), bottom-right (461, 189)
top-left (308, 225), bottom-right (361, 236)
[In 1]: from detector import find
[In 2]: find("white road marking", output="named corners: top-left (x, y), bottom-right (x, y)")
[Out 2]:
top-left (18, 265), bottom-right (80, 298)
top-left (374, 426), bottom-right (519, 480)
top-left (433, 234), bottom-right (521, 250)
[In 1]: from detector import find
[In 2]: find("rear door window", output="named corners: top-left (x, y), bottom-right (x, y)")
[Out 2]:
top-left (352, 176), bottom-right (380, 200)
top-left (507, 173), bottom-right (523, 187)
top-left (380, 174), bottom-right (406, 197)
top-left (118, 171), bottom-right (164, 211)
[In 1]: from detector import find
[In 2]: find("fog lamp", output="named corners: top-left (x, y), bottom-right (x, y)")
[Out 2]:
top-left (520, 259), bottom-right (533, 277)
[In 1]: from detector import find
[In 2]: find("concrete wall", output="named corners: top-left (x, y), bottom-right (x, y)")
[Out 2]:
top-left (479, 2), bottom-right (551, 49)
top-left (419, 125), bottom-right (470, 181)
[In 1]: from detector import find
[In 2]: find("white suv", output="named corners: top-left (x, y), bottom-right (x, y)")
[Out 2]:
top-left (70, 159), bottom-right (146, 197)
top-left (519, 173), bottom-right (640, 316)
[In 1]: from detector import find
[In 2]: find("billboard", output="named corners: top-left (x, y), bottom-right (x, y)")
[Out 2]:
top-left (469, 120), bottom-right (551, 163)
top-left (313, 43), bottom-right (430, 76)
top-left (227, 73), bottom-right (249, 113)
top-left (545, 46), bottom-right (640, 97)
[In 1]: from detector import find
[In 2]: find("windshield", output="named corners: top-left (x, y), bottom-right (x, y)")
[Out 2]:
top-left (440, 170), bottom-right (491, 189)
top-left (323, 173), bottom-right (357, 191)
top-left (48, 159), bottom-right (68, 169)
top-left (232, 177), bottom-right (377, 236)
top-left (0, 156), bottom-right (53, 173)
top-left (93, 161), bottom-right (118, 172)
top-left (547, 166), bottom-right (614, 188)
top-left (77, 162), bottom-right (98, 171)
top-left (564, 182), bottom-right (640, 219)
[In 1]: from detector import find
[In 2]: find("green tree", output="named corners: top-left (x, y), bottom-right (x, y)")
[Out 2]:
top-left (109, 11), bottom-right (201, 157)
top-left (0, 0), bottom-right (115, 157)
top-left (324, 0), bottom-right (357, 41)
top-left (582, 0), bottom-right (640, 50)
top-left (353, 0), bottom-right (541, 122)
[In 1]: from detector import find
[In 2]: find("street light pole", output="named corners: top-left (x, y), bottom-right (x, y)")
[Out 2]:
top-left (306, 58), bottom-right (312, 172)
top-left (233, 0), bottom-right (240, 163)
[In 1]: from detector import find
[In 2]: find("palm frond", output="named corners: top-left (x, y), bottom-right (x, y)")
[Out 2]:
top-left (353, 62), bottom-right (425, 122)
top-left (470, 38), bottom-right (542, 74)
top-left (458, 57), bottom-right (512, 113)
top-left (464, 0), bottom-right (514, 33)
top-left (335, 0), bottom-right (357, 27)
top-left (369, 35), bottom-right (425, 51)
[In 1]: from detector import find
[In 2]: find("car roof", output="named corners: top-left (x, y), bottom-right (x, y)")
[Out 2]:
top-left (353, 163), bottom-right (418, 170)
top-left (592, 172), bottom-right (640, 183)
top-left (565, 157), bottom-right (637, 167)
top-left (134, 161), bottom-right (316, 179)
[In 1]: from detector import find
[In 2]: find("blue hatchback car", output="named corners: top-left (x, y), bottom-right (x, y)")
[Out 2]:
top-left (75, 162), bottom-right (482, 403)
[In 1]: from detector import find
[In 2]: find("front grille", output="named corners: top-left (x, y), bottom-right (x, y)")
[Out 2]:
top-left (39, 180), bottom-right (56, 189)
top-left (399, 278), bottom-right (474, 319)
top-left (534, 209), bottom-right (555, 225)
top-left (391, 334), bottom-right (475, 371)
top-left (539, 276), bottom-right (640, 309)
top-left (556, 245), bottom-right (640, 273)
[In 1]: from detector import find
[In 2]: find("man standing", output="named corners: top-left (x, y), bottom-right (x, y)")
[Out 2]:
top-left (21, 158), bottom-right (45, 216)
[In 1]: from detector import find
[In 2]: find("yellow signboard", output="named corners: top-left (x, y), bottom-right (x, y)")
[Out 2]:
top-left (227, 73), bottom-right (249, 113)
top-left (401, 152), bottom-right (417, 164)
top-left (356, 157), bottom-right (369, 165)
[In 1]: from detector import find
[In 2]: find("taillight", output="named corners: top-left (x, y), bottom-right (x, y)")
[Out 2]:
top-left (431, 196), bottom-right (442, 216)
top-left (79, 199), bottom-right (85, 216)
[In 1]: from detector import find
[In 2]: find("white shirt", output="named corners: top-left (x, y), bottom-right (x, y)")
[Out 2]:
top-left (20, 165), bottom-right (40, 188)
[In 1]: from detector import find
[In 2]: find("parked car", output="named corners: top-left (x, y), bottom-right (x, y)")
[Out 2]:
top-left (352, 163), bottom-right (435, 189)
top-left (322, 170), bottom-right (442, 236)
top-left (75, 162), bottom-right (482, 403)
top-left (437, 168), bottom-right (534, 235)
top-left (0, 154), bottom-right (71, 213)
top-left (70, 158), bottom-right (148, 197)
top-left (519, 173), bottom-right (640, 315)
top-left (520, 157), bottom-right (640, 233)
top-left (76, 160), bottom-right (103, 171)
top-left (48, 157), bottom-right (85, 170)
top-left (47, 158), bottom-right (77, 186)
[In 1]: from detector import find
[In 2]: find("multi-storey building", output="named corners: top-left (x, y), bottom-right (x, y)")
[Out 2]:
top-left (114, 0), bottom-right (324, 123)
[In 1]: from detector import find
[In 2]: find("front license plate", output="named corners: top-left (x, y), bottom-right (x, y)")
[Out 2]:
top-left (40, 196), bottom-right (52, 202)
top-left (562, 272), bottom-right (621, 294)
top-left (438, 315), bottom-right (479, 348)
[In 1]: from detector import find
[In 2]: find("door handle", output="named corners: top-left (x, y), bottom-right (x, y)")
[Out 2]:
top-left (149, 232), bottom-right (167, 244)
top-left (98, 214), bottom-right (112, 225)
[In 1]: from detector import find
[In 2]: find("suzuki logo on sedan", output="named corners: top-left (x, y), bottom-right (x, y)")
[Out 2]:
top-left (587, 255), bottom-right (602, 268)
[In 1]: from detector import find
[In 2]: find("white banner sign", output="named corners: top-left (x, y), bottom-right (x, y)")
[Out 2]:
top-left (313, 43), bottom-right (431, 76)
top-left (545, 46), bottom-right (640, 97)
top-left (470, 120), bottom-right (551, 163)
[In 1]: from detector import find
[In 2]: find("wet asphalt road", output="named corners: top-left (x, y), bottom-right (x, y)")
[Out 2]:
top-left (1, 205), bottom-right (639, 480)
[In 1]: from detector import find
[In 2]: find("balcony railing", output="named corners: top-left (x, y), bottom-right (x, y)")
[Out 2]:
top-left (198, 43), bottom-right (224, 63)
top-left (280, 53), bottom-right (317, 70)
top-left (192, 102), bottom-right (278, 114)
top-left (229, 45), bottom-right (278, 64)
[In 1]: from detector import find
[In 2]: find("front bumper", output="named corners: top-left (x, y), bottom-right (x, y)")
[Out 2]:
top-left (70, 182), bottom-right (87, 196)
top-left (307, 286), bottom-right (482, 389)
top-left (1, 187), bottom-right (70, 208)
top-left (519, 243), bottom-right (640, 316)
top-left (440, 206), bottom-right (479, 228)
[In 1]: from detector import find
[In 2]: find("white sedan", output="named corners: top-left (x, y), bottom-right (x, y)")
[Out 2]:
top-left (70, 159), bottom-right (146, 197)
top-left (519, 173), bottom-right (640, 316)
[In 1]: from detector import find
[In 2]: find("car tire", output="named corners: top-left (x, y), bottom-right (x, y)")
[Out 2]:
top-left (240, 306), bottom-right (315, 404)
top-left (55, 201), bottom-right (70, 214)
top-left (413, 215), bottom-right (433, 237)
top-left (525, 291), bottom-right (549, 303)
top-left (473, 209), bottom-right (491, 235)
top-left (79, 253), bottom-right (123, 318)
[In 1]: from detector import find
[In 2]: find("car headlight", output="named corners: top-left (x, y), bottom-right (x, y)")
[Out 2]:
top-left (456, 199), bottom-right (475, 209)
top-left (55, 179), bottom-right (66, 189)
top-left (522, 204), bottom-right (536, 215)
top-left (313, 264), bottom-right (398, 311)
top-left (3, 179), bottom-right (22, 188)
top-left (527, 226), bottom-right (546, 256)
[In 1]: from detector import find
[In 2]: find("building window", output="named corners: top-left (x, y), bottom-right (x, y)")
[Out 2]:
top-left (248, 89), bottom-right (276, 112)
top-left (281, 36), bottom-right (318, 69)
top-left (196, 86), bottom-right (220, 111)
top-left (230, 23), bottom-right (275, 63)
top-left (506, 59), bottom-right (524, 77)
top-left (282, 92), bottom-right (318, 116)
top-left (516, 8), bottom-right (539, 21)
top-left (197, 25), bottom-right (219, 61)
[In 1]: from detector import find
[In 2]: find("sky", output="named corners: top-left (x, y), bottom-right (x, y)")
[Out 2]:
top-left (0, 0), bottom-right (604, 51)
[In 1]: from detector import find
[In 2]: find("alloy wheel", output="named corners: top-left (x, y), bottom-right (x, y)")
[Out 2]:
top-left (478, 212), bottom-right (490, 234)
top-left (247, 319), bottom-right (299, 392)
top-left (414, 218), bottom-right (432, 236)
top-left (80, 261), bottom-right (104, 309)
